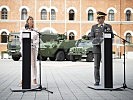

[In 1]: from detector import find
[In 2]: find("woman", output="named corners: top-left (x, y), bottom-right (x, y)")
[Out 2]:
top-left (20, 16), bottom-right (39, 85)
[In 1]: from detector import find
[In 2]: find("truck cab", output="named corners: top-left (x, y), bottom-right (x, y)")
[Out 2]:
top-left (68, 35), bottom-right (94, 62)
top-left (7, 32), bottom-right (21, 61)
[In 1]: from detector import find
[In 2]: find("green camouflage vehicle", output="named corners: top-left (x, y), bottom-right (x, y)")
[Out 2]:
top-left (7, 32), bottom-right (58, 61)
top-left (7, 32), bottom-right (21, 61)
top-left (38, 34), bottom-right (76, 61)
top-left (7, 32), bottom-right (76, 61)
top-left (68, 38), bottom-right (94, 62)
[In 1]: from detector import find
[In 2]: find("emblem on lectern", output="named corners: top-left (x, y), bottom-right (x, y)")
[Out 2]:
top-left (107, 27), bottom-right (110, 31)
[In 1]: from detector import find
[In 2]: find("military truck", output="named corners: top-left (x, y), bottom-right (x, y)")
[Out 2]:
top-left (38, 34), bottom-right (76, 61)
top-left (68, 38), bottom-right (94, 62)
top-left (7, 32), bottom-right (21, 61)
top-left (7, 32), bottom-right (58, 61)
top-left (7, 32), bottom-right (76, 61)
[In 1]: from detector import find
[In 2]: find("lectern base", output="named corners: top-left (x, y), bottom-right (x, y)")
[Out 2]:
top-left (10, 88), bottom-right (45, 92)
top-left (88, 84), bottom-right (123, 91)
top-left (10, 85), bottom-right (53, 93)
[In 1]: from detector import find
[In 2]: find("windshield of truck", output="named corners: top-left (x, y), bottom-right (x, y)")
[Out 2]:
top-left (8, 35), bottom-right (19, 42)
top-left (8, 35), bottom-right (20, 45)
top-left (11, 39), bottom-right (20, 45)
top-left (77, 41), bottom-right (92, 47)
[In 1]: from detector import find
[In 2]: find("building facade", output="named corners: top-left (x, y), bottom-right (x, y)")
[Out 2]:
top-left (0, 0), bottom-right (133, 58)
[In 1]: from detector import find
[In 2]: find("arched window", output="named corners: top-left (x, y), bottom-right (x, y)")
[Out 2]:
top-left (108, 9), bottom-right (114, 21)
top-left (1, 8), bottom-right (8, 19)
top-left (69, 9), bottom-right (75, 20)
top-left (1, 31), bottom-right (8, 43)
top-left (126, 10), bottom-right (131, 21)
top-left (126, 33), bottom-right (132, 42)
top-left (88, 10), bottom-right (93, 21)
top-left (51, 9), bottom-right (56, 20)
top-left (69, 32), bottom-right (75, 40)
top-left (21, 8), bottom-right (27, 20)
top-left (41, 9), bottom-right (47, 20)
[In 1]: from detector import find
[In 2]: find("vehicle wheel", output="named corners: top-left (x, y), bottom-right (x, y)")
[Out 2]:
top-left (37, 55), bottom-right (47, 61)
top-left (86, 52), bottom-right (94, 62)
top-left (70, 55), bottom-right (76, 62)
top-left (49, 57), bottom-right (55, 61)
top-left (37, 54), bottom-right (41, 60)
top-left (12, 55), bottom-right (21, 61)
top-left (65, 54), bottom-right (70, 61)
top-left (37, 54), bottom-right (42, 60)
top-left (56, 51), bottom-right (65, 61)
top-left (41, 56), bottom-right (47, 61)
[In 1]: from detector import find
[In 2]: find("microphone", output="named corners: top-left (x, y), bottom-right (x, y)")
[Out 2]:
top-left (25, 24), bottom-right (29, 30)
top-left (113, 33), bottom-right (116, 36)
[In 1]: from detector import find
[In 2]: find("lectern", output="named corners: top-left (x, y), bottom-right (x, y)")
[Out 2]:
top-left (88, 31), bottom-right (114, 90)
top-left (22, 32), bottom-right (31, 89)
top-left (101, 32), bottom-right (113, 89)
top-left (10, 31), bottom-right (31, 92)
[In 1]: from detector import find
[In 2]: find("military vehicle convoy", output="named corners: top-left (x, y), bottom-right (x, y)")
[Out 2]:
top-left (39, 36), bottom-right (76, 61)
top-left (68, 37), bottom-right (94, 62)
top-left (7, 32), bottom-right (76, 61)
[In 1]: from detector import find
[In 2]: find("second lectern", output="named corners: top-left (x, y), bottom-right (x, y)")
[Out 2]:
top-left (88, 31), bottom-right (113, 90)
top-left (101, 32), bottom-right (113, 89)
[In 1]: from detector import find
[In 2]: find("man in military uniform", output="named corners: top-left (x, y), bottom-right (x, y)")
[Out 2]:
top-left (89, 11), bottom-right (113, 86)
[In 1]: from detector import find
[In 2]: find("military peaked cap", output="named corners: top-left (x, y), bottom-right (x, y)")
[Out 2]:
top-left (97, 11), bottom-right (107, 18)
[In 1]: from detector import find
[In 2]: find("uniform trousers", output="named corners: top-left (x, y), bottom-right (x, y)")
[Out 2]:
top-left (94, 53), bottom-right (101, 83)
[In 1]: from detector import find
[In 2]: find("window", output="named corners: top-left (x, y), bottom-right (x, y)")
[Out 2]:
top-left (126, 10), bottom-right (131, 21)
top-left (41, 9), bottom-right (47, 20)
top-left (51, 9), bottom-right (56, 20)
top-left (1, 32), bottom-right (8, 43)
top-left (1, 8), bottom-right (8, 19)
top-left (69, 32), bottom-right (75, 40)
top-left (69, 9), bottom-right (75, 20)
top-left (108, 10), bottom-right (114, 21)
top-left (126, 33), bottom-right (132, 42)
top-left (21, 8), bottom-right (27, 20)
top-left (88, 10), bottom-right (93, 21)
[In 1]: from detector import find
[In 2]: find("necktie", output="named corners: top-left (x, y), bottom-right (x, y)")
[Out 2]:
top-left (101, 25), bottom-right (103, 27)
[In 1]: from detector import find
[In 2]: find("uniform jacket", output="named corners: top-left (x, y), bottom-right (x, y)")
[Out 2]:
top-left (89, 23), bottom-right (113, 53)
